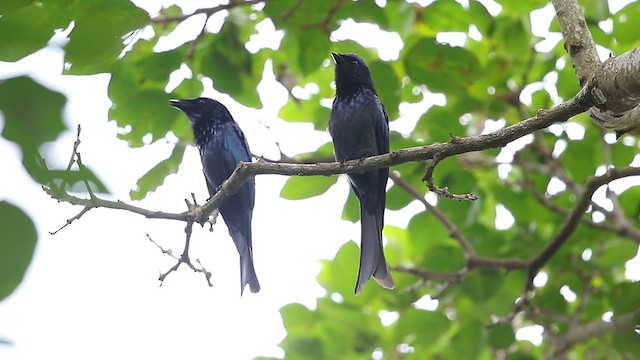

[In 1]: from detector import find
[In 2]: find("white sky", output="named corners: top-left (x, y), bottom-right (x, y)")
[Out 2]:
top-left (1, 1), bottom-right (639, 359)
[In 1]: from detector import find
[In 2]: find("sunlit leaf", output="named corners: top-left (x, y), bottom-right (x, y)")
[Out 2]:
top-left (0, 2), bottom-right (69, 61)
top-left (130, 145), bottom-right (186, 200)
top-left (65, 0), bottom-right (149, 74)
top-left (280, 175), bottom-right (337, 200)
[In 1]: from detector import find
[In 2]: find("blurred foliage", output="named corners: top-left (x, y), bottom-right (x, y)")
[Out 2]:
top-left (0, 201), bottom-right (37, 302)
top-left (2, 0), bottom-right (640, 358)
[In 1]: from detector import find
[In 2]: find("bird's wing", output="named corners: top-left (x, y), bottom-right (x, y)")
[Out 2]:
top-left (376, 100), bottom-right (390, 154)
top-left (221, 122), bottom-right (255, 209)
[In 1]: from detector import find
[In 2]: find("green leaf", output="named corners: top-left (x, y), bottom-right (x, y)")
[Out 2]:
top-left (618, 186), bottom-right (640, 219)
top-left (130, 145), bottom-right (186, 200)
top-left (0, 2), bottom-right (69, 62)
top-left (535, 286), bottom-right (568, 313)
top-left (385, 0), bottom-right (415, 33)
top-left (110, 89), bottom-right (176, 147)
top-left (197, 21), bottom-right (262, 107)
top-left (596, 239), bottom-right (638, 267)
top-left (499, 0), bottom-right (548, 15)
top-left (556, 60), bottom-right (583, 99)
top-left (468, 1), bottom-right (494, 36)
top-left (492, 17), bottom-right (532, 62)
top-left (447, 319), bottom-right (486, 360)
top-left (280, 303), bottom-right (316, 335)
top-left (506, 352), bottom-right (538, 360)
top-left (612, 3), bottom-right (640, 49)
top-left (385, 183), bottom-right (414, 210)
top-left (462, 270), bottom-right (504, 303)
top-left (0, 76), bottom-right (68, 183)
top-left (0, 0), bottom-right (34, 14)
top-left (421, 243), bottom-right (465, 272)
top-left (317, 241), bottom-right (360, 295)
top-left (279, 303), bottom-right (326, 359)
top-left (265, 0), bottom-right (339, 30)
top-left (612, 328), bottom-right (640, 358)
top-left (403, 38), bottom-right (480, 92)
top-left (336, 0), bottom-right (389, 29)
top-left (341, 189), bottom-right (360, 222)
top-left (609, 282), bottom-right (640, 314)
top-left (0, 201), bottom-right (37, 302)
top-left (65, 0), bottom-right (149, 74)
top-left (298, 29), bottom-right (331, 76)
top-left (0, 77), bottom-right (66, 149)
top-left (280, 175), bottom-right (338, 200)
top-left (369, 61), bottom-right (400, 120)
top-left (562, 131), bottom-right (601, 181)
top-left (279, 95), bottom-right (332, 129)
top-left (395, 308), bottom-right (450, 346)
top-left (407, 211), bottom-right (451, 260)
top-left (423, 0), bottom-right (470, 33)
top-left (134, 50), bottom-right (184, 82)
top-left (488, 323), bottom-right (515, 349)
top-left (415, 104), bottom-right (466, 143)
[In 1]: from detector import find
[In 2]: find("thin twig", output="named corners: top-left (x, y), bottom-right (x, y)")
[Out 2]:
top-left (389, 172), bottom-right (475, 256)
top-left (151, 0), bottom-right (265, 24)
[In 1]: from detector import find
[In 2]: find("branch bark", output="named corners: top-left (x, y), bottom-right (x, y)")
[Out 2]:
top-left (552, 308), bottom-right (640, 356)
top-left (194, 90), bottom-right (593, 223)
top-left (553, 0), bottom-right (640, 135)
top-left (551, 0), bottom-right (600, 86)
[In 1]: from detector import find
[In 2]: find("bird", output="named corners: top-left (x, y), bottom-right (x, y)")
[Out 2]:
top-left (169, 97), bottom-right (260, 295)
top-left (328, 52), bottom-right (395, 294)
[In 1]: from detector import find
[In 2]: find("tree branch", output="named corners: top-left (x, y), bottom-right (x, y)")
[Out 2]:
top-left (588, 48), bottom-right (640, 135)
top-left (551, 0), bottom-right (600, 86)
top-left (389, 172), bottom-right (475, 256)
top-left (527, 166), bottom-right (640, 287)
top-left (195, 89), bottom-right (593, 222)
top-left (150, 0), bottom-right (265, 24)
top-left (522, 177), bottom-right (640, 245)
top-left (553, 308), bottom-right (640, 356)
top-left (553, 0), bottom-right (640, 135)
top-left (49, 68), bottom-right (640, 291)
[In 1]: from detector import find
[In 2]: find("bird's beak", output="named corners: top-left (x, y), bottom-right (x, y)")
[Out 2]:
top-left (169, 99), bottom-right (189, 111)
top-left (331, 52), bottom-right (344, 64)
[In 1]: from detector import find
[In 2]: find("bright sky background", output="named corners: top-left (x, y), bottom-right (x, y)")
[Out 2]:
top-left (1, 0), bottom-right (638, 359)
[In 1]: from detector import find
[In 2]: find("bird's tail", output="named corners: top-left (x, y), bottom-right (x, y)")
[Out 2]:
top-left (239, 250), bottom-right (261, 295)
top-left (355, 208), bottom-right (394, 294)
top-left (228, 226), bottom-right (261, 295)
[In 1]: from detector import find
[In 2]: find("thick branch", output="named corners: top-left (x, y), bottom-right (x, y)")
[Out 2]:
top-left (196, 91), bottom-right (593, 222)
top-left (588, 48), bottom-right (640, 135)
top-left (551, 0), bottom-right (600, 86)
top-left (553, 0), bottom-right (640, 134)
top-left (553, 308), bottom-right (640, 356)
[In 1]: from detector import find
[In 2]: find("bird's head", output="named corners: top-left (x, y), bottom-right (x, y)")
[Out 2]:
top-left (169, 97), bottom-right (233, 126)
top-left (331, 52), bottom-right (375, 92)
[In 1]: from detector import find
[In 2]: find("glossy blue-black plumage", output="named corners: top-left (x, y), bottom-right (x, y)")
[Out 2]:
top-left (329, 52), bottom-right (394, 294)
top-left (170, 97), bottom-right (260, 295)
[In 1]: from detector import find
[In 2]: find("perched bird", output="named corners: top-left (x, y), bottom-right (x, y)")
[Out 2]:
top-left (329, 52), bottom-right (394, 294)
top-left (170, 97), bottom-right (260, 295)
